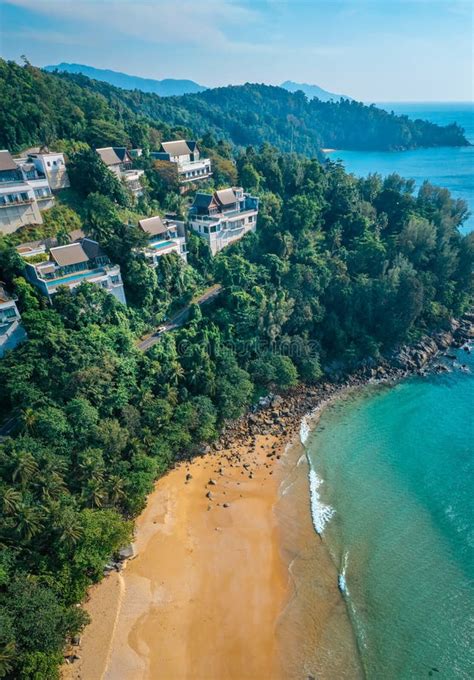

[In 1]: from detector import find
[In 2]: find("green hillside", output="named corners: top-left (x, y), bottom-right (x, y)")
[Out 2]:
top-left (0, 59), bottom-right (469, 154)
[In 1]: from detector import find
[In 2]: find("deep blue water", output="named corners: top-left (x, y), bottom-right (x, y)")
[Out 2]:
top-left (305, 345), bottom-right (474, 679)
top-left (327, 103), bottom-right (474, 234)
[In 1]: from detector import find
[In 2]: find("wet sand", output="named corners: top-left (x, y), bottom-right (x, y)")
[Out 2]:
top-left (275, 437), bottom-right (363, 679)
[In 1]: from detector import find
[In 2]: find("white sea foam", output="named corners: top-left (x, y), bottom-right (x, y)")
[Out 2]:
top-left (299, 416), bottom-right (311, 445)
top-left (338, 551), bottom-right (349, 595)
top-left (308, 468), bottom-right (335, 535)
top-left (299, 405), bottom-right (322, 445)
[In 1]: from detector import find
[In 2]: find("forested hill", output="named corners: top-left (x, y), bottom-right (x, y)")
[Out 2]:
top-left (44, 62), bottom-right (207, 96)
top-left (0, 59), bottom-right (469, 154)
top-left (56, 74), bottom-right (471, 153)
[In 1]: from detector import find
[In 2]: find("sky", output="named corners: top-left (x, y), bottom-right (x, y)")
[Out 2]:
top-left (0, 0), bottom-right (472, 102)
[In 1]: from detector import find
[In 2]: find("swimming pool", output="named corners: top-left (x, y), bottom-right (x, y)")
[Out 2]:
top-left (149, 240), bottom-right (177, 251)
top-left (45, 268), bottom-right (105, 288)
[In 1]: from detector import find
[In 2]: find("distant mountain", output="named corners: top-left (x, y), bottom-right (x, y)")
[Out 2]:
top-left (281, 80), bottom-right (352, 102)
top-left (2, 60), bottom-right (468, 154)
top-left (43, 63), bottom-right (207, 97)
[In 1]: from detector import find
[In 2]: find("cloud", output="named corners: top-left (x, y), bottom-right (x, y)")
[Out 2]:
top-left (5, 0), bottom-right (262, 49)
top-left (6, 28), bottom-right (90, 46)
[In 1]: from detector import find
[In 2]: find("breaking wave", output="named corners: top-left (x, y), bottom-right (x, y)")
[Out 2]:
top-left (308, 468), bottom-right (335, 535)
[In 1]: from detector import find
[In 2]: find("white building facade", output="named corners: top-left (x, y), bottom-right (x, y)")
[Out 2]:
top-left (188, 187), bottom-right (259, 255)
top-left (96, 147), bottom-right (145, 198)
top-left (151, 140), bottom-right (212, 186)
top-left (0, 150), bottom-right (62, 235)
top-left (138, 216), bottom-right (188, 266)
top-left (27, 152), bottom-right (70, 190)
top-left (0, 286), bottom-right (27, 357)
top-left (19, 238), bottom-right (127, 305)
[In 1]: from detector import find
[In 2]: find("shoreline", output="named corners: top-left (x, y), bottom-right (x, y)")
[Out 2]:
top-left (62, 317), bottom-right (473, 679)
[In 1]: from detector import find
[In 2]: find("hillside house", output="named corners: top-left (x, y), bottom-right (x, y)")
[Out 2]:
top-left (188, 187), bottom-right (259, 255)
top-left (0, 150), bottom-right (54, 235)
top-left (0, 285), bottom-right (27, 357)
top-left (138, 215), bottom-right (188, 265)
top-left (18, 237), bottom-right (127, 305)
top-left (96, 147), bottom-right (144, 197)
top-left (27, 151), bottom-right (70, 190)
top-left (151, 140), bottom-right (212, 186)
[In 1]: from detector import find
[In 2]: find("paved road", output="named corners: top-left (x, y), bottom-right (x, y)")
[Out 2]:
top-left (137, 284), bottom-right (222, 351)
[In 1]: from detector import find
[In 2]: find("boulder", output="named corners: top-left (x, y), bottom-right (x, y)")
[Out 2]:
top-left (118, 544), bottom-right (135, 561)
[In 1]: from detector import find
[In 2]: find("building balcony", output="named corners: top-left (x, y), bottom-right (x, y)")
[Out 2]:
top-left (0, 197), bottom-right (34, 207)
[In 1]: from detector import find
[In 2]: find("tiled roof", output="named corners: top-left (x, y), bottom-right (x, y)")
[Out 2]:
top-left (192, 193), bottom-right (214, 210)
top-left (215, 188), bottom-right (237, 207)
top-left (50, 243), bottom-right (89, 267)
top-left (138, 216), bottom-right (168, 237)
top-left (96, 147), bottom-right (122, 166)
top-left (160, 140), bottom-right (192, 156)
top-left (0, 150), bottom-right (18, 172)
top-left (80, 237), bottom-right (106, 261)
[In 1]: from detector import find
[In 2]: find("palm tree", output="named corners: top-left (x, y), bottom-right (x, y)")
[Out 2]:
top-left (82, 479), bottom-right (107, 509)
top-left (11, 452), bottom-right (38, 488)
top-left (56, 510), bottom-right (84, 548)
top-left (108, 475), bottom-right (126, 505)
top-left (59, 521), bottom-right (83, 548)
top-left (169, 361), bottom-right (185, 386)
top-left (2, 488), bottom-right (22, 515)
top-left (37, 471), bottom-right (67, 502)
top-left (15, 504), bottom-right (43, 541)
top-left (20, 408), bottom-right (36, 432)
top-left (0, 641), bottom-right (16, 677)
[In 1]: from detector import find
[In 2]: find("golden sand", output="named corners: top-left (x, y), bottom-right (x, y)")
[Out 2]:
top-left (63, 419), bottom-right (362, 680)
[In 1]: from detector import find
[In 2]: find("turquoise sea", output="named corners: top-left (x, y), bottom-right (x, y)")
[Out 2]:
top-left (304, 345), bottom-right (474, 679)
top-left (327, 103), bottom-right (474, 234)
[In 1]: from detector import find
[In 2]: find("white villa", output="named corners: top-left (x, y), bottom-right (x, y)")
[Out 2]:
top-left (0, 150), bottom-right (56, 235)
top-left (151, 140), bottom-right (212, 186)
top-left (188, 187), bottom-right (259, 255)
top-left (138, 215), bottom-right (188, 265)
top-left (26, 151), bottom-right (70, 190)
top-left (18, 237), bottom-right (127, 305)
top-left (96, 147), bottom-right (145, 198)
top-left (0, 285), bottom-right (27, 357)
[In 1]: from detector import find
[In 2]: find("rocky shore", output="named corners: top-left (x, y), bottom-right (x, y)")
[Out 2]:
top-left (200, 315), bottom-right (474, 461)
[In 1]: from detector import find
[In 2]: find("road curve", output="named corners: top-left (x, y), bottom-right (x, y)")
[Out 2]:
top-left (137, 284), bottom-right (222, 351)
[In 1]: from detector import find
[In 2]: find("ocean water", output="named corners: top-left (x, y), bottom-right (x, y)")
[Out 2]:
top-left (327, 102), bottom-right (474, 234)
top-left (304, 345), bottom-right (474, 679)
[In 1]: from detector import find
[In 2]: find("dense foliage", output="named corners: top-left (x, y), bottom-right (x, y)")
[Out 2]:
top-left (0, 59), bottom-right (472, 680)
top-left (0, 59), bottom-right (469, 154)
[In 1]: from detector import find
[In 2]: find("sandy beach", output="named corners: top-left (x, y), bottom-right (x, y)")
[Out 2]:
top-left (62, 380), bottom-right (367, 680)
top-left (64, 432), bottom-right (294, 680)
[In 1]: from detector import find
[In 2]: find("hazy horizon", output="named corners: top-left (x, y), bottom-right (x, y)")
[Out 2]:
top-left (1, 0), bottom-right (472, 102)
top-left (37, 61), bottom-right (474, 104)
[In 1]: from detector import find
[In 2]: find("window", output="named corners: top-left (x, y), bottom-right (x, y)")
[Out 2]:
top-left (34, 188), bottom-right (51, 199)
top-left (1, 307), bottom-right (17, 320)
